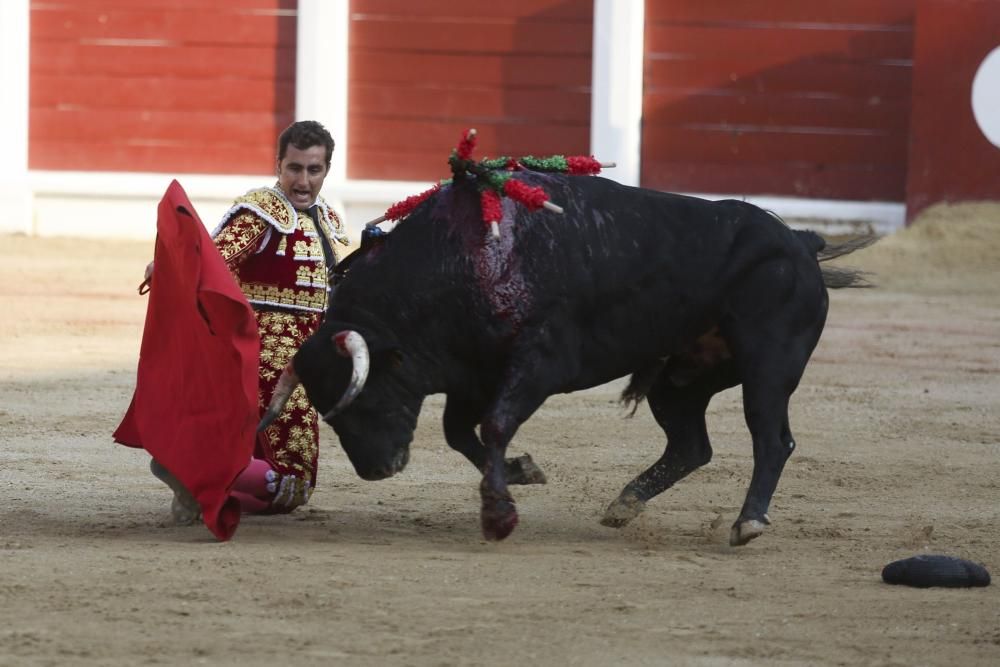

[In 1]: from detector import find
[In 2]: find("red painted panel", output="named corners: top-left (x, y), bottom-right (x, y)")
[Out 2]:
top-left (351, 0), bottom-right (592, 20)
top-left (350, 118), bottom-right (589, 156)
top-left (646, 1), bottom-right (915, 24)
top-left (31, 7), bottom-right (296, 45)
top-left (642, 0), bottom-right (916, 200)
top-left (351, 52), bottom-right (591, 88)
top-left (347, 0), bottom-right (593, 181)
top-left (44, 0), bottom-right (291, 9)
top-left (644, 91), bottom-right (909, 130)
top-left (641, 161), bottom-right (905, 201)
top-left (30, 141), bottom-right (278, 175)
top-left (645, 60), bottom-right (911, 99)
top-left (642, 125), bottom-right (906, 166)
top-left (30, 109), bottom-right (287, 146)
top-left (351, 19), bottom-right (592, 55)
top-left (905, 0), bottom-right (1000, 220)
top-left (31, 42), bottom-right (296, 80)
top-left (645, 25), bottom-right (913, 61)
top-left (31, 75), bottom-right (295, 113)
top-left (351, 86), bottom-right (590, 125)
top-left (28, 1), bottom-right (297, 174)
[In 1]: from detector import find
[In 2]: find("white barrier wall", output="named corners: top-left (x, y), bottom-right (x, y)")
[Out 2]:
top-left (0, 0), bottom-right (31, 235)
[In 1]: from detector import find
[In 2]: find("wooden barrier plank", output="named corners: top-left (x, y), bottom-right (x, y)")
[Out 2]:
top-left (350, 85), bottom-right (590, 124)
top-left (31, 42), bottom-right (295, 80)
top-left (643, 91), bottom-right (908, 130)
top-left (30, 7), bottom-right (294, 45)
top-left (348, 117), bottom-right (589, 154)
top-left (645, 0), bottom-right (915, 25)
top-left (640, 125), bottom-right (907, 166)
top-left (349, 150), bottom-right (462, 182)
top-left (30, 108), bottom-right (287, 146)
top-left (645, 60), bottom-right (911, 98)
top-left (31, 75), bottom-right (294, 113)
top-left (50, 0), bottom-right (291, 10)
top-left (350, 52), bottom-right (591, 87)
top-left (640, 160), bottom-right (905, 201)
top-left (645, 25), bottom-right (913, 61)
top-left (29, 140), bottom-right (279, 175)
top-left (351, 19), bottom-right (591, 54)
top-left (351, 0), bottom-right (592, 20)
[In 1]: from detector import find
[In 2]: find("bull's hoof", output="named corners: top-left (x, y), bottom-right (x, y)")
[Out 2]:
top-left (600, 492), bottom-right (646, 528)
top-left (481, 507), bottom-right (519, 541)
top-left (505, 454), bottom-right (547, 485)
top-left (729, 518), bottom-right (768, 546)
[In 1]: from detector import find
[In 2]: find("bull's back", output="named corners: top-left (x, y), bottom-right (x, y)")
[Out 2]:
top-left (508, 175), bottom-right (820, 388)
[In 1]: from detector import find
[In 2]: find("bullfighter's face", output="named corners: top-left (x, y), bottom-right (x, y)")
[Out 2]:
top-left (294, 335), bottom-right (417, 481)
top-left (276, 144), bottom-right (329, 210)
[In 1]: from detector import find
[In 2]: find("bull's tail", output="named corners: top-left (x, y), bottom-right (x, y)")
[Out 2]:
top-left (795, 230), bottom-right (877, 289)
top-left (820, 235), bottom-right (877, 289)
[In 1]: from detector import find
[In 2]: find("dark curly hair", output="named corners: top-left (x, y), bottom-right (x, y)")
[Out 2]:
top-left (277, 120), bottom-right (335, 168)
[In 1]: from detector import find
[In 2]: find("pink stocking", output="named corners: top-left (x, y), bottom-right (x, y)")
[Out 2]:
top-left (232, 458), bottom-right (275, 513)
top-left (230, 490), bottom-right (271, 514)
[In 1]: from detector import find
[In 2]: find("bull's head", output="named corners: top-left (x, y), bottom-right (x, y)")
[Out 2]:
top-left (258, 321), bottom-right (417, 481)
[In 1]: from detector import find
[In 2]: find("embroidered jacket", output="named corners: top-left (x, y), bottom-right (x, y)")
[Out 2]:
top-left (211, 187), bottom-right (349, 313)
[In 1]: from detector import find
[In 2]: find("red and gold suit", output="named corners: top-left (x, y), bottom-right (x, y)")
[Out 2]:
top-left (210, 186), bottom-right (349, 507)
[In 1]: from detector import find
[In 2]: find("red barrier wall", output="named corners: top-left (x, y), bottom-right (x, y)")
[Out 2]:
top-left (906, 0), bottom-right (1000, 221)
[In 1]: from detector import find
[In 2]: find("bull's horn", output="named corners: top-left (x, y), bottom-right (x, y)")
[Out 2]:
top-left (257, 361), bottom-right (300, 432)
top-left (322, 331), bottom-right (370, 420)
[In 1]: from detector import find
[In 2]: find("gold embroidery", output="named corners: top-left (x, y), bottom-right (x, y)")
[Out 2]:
top-left (254, 309), bottom-right (322, 481)
top-left (214, 212), bottom-right (268, 264)
top-left (311, 265), bottom-right (326, 287)
top-left (240, 188), bottom-right (297, 233)
top-left (292, 238), bottom-right (324, 261)
top-left (241, 283), bottom-right (327, 311)
top-left (316, 200), bottom-right (349, 247)
top-left (295, 265), bottom-right (312, 287)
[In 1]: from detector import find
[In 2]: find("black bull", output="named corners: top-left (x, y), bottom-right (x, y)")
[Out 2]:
top-left (260, 172), bottom-right (873, 545)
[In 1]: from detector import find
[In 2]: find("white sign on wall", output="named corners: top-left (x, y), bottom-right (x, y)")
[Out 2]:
top-left (972, 46), bottom-right (1000, 149)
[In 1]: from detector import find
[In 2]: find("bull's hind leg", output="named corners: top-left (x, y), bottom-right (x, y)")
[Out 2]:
top-left (727, 314), bottom-right (823, 545)
top-left (602, 361), bottom-right (739, 528)
top-left (730, 375), bottom-right (800, 546)
top-left (443, 396), bottom-right (547, 485)
top-left (719, 249), bottom-right (828, 546)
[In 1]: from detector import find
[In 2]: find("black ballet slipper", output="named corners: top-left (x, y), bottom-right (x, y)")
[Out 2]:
top-left (882, 554), bottom-right (991, 588)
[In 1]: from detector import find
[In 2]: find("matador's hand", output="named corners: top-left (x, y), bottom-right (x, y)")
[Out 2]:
top-left (138, 261), bottom-right (154, 295)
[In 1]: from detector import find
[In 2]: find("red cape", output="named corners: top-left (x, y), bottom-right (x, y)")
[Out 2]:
top-left (114, 180), bottom-right (260, 540)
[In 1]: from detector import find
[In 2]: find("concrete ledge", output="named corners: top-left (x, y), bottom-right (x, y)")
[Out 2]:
top-left (11, 170), bottom-right (903, 240)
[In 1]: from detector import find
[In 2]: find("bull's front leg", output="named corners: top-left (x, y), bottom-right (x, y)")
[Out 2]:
top-left (478, 414), bottom-right (521, 541)
top-left (442, 396), bottom-right (547, 485)
top-left (477, 339), bottom-right (562, 540)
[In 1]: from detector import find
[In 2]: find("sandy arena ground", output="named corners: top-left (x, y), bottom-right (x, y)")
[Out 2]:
top-left (1, 203), bottom-right (998, 666)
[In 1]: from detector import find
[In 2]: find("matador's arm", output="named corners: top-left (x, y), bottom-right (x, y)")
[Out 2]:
top-left (212, 211), bottom-right (270, 270)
